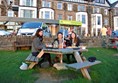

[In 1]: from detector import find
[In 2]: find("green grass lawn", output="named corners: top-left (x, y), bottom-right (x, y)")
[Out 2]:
top-left (0, 48), bottom-right (118, 83)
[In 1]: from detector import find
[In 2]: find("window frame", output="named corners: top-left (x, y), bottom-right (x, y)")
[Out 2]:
top-left (68, 4), bottom-right (72, 11)
top-left (42, 1), bottom-right (51, 8)
top-left (82, 14), bottom-right (86, 24)
top-left (23, 9), bottom-right (33, 18)
top-left (97, 16), bottom-right (101, 25)
top-left (95, 0), bottom-right (105, 4)
top-left (58, 14), bottom-right (62, 20)
top-left (67, 15), bottom-right (72, 20)
top-left (57, 2), bottom-right (62, 9)
top-left (45, 11), bottom-right (50, 19)
top-left (116, 18), bottom-right (118, 27)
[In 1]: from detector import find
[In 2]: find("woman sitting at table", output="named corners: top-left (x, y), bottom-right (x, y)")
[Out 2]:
top-left (31, 29), bottom-right (52, 67)
top-left (66, 31), bottom-right (83, 63)
top-left (52, 32), bottom-right (66, 63)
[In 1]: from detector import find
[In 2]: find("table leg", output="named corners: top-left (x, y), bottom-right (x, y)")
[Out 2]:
top-left (28, 62), bottom-right (37, 69)
top-left (74, 52), bottom-right (91, 80)
top-left (60, 54), bottom-right (63, 63)
top-left (37, 50), bottom-right (44, 58)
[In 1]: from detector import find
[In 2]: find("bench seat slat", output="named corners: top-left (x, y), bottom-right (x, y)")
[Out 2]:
top-left (26, 53), bottom-right (32, 61)
top-left (25, 53), bottom-right (38, 62)
top-left (66, 60), bottom-right (101, 70)
top-left (30, 55), bottom-right (37, 62)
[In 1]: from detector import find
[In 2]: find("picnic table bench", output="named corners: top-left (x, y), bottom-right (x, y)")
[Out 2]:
top-left (25, 53), bottom-right (39, 69)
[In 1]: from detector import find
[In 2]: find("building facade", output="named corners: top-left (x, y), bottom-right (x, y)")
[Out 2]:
top-left (0, 0), bottom-right (117, 36)
top-left (111, 1), bottom-right (118, 31)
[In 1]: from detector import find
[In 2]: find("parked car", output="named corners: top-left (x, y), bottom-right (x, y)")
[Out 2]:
top-left (17, 22), bottom-right (51, 37)
top-left (0, 30), bottom-right (11, 36)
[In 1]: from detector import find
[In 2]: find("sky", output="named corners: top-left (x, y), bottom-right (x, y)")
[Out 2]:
top-left (109, 0), bottom-right (117, 3)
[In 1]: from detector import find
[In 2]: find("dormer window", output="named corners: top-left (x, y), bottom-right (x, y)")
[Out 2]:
top-left (95, 0), bottom-right (105, 4)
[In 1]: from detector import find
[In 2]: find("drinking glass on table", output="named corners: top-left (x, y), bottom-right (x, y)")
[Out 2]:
top-left (46, 43), bottom-right (52, 48)
top-left (72, 43), bottom-right (76, 47)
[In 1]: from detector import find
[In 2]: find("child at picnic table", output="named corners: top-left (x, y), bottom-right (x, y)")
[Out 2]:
top-left (31, 29), bottom-right (52, 67)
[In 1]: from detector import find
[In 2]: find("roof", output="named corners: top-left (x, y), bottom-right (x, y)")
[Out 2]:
top-left (111, 1), bottom-right (118, 8)
top-left (106, 0), bottom-right (111, 6)
top-left (90, 0), bottom-right (111, 7)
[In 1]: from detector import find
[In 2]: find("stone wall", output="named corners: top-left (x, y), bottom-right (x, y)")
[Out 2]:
top-left (0, 36), bottom-right (16, 50)
top-left (0, 36), bottom-right (103, 51)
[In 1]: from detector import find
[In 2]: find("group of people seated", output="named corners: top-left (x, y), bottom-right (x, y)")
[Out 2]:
top-left (31, 28), bottom-right (83, 67)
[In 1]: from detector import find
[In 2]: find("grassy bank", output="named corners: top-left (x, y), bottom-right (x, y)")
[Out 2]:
top-left (0, 48), bottom-right (118, 83)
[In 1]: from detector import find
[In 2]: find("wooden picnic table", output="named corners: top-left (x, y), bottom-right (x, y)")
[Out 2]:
top-left (37, 47), bottom-right (101, 80)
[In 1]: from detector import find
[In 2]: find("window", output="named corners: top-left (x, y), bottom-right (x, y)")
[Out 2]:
top-left (42, 1), bottom-right (51, 7)
top-left (58, 14), bottom-right (62, 20)
top-left (26, 0), bottom-right (33, 6)
top-left (21, 0), bottom-right (33, 6)
top-left (104, 9), bottom-right (108, 15)
top-left (22, 10), bottom-right (33, 18)
top-left (45, 11), bottom-right (50, 19)
top-left (117, 18), bottom-right (118, 27)
top-left (100, 0), bottom-right (105, 4)
top-left (51, 12), bottom-right (53, 19)
top-left (57, 2), bottom-right (62, 9)
top-left (93, 7), bottom-right (100, 13)
top-left (97, 16), bottom-right (101, 25)
top-left (77, 15), bottom-right (80, 21)
top-left (114, 9), bottom-right (118, 15)
top-left (95, 0), bottom-right (105, 4)
top-left (104, 19), bottom-right (108, 25)
top-left (78, 5), bottom-right (81, 11)
top-left (41, 11), bottom-right (43, 18)
top-left (7, 10), bottom-right (14, 17)
top-left (68, 4), bottom-right (72, 11)
top-left (39, 8), bottom-right (54, 19)
top-left (67, 15), bottom-right (72, 20)
top-left (95, 0), bottom-right (99, 3)
top-left (82, 15), bottom-right (86, 24)
top-left (78, 5), bottom-right (86, 11)
top-left (7, 0), bottom-right (14, 5)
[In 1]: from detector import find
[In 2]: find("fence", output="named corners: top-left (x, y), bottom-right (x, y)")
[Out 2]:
top-left (0, 36), bottom-right (104, 51)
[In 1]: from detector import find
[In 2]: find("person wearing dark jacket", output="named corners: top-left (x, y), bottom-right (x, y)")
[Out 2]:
top-left (31, 29), bottom-right (52, 67)
top-left (66, 31), bottom-right (83, 63)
